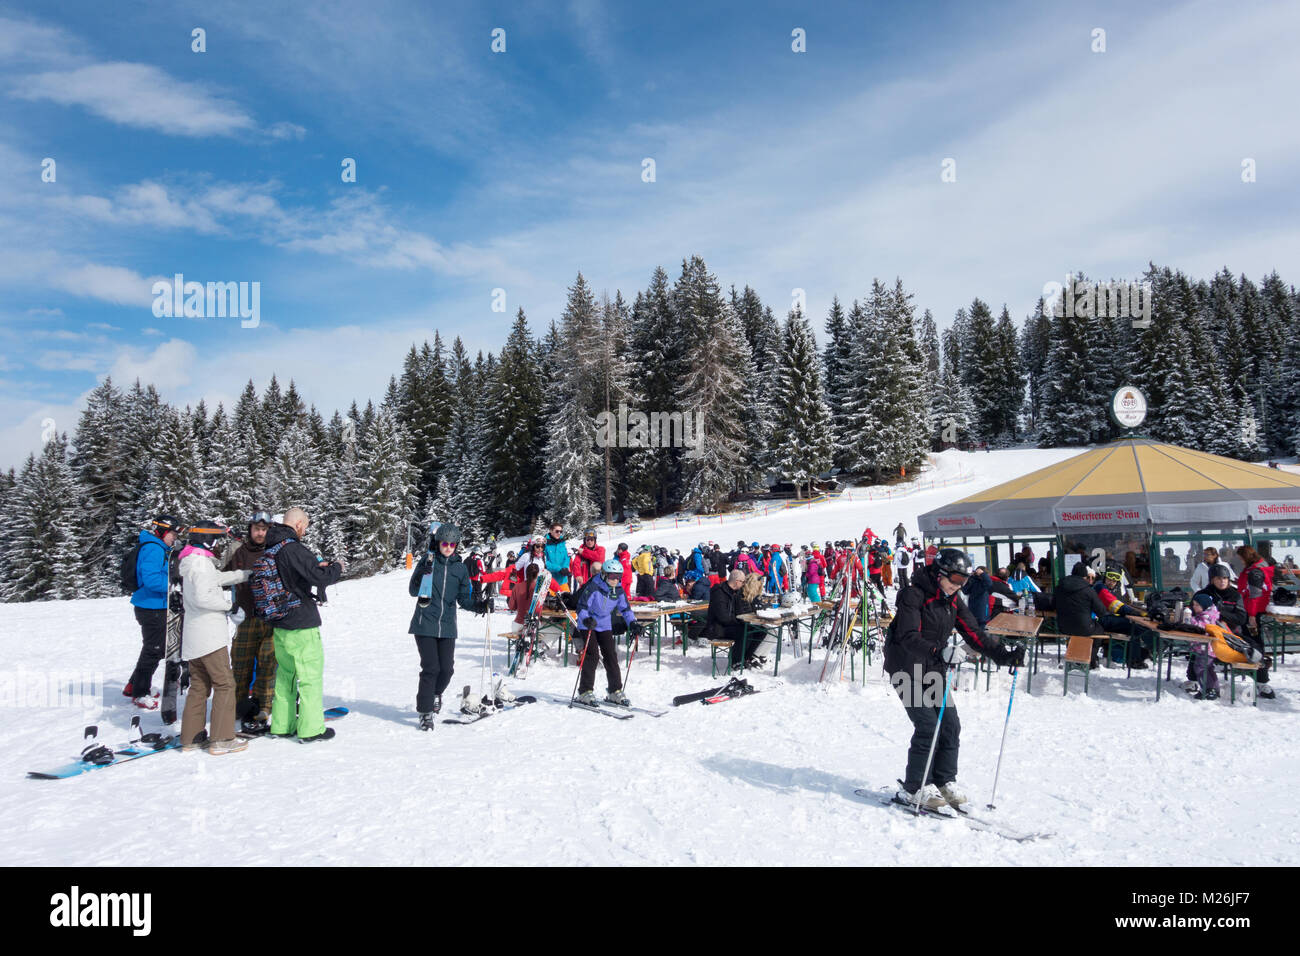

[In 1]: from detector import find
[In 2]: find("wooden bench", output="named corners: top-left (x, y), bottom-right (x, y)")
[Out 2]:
top-left (1063, 635), bottom-right (1093, 695)
top-left (710, 640), bottom-right (736, 677)
top-left (1224, 660), bottom-right (1262, 706)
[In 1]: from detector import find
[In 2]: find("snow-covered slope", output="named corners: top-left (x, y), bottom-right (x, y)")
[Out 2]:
top-left (2, 447), bottom-right (1297, 866)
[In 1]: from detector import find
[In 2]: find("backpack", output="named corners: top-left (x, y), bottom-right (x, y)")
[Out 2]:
top-left (120, 540), bottom-right (163, 594)
top-left (899, 549), bottom-right (910, 567)
top-left (249, 541), bottom-right (302, 621)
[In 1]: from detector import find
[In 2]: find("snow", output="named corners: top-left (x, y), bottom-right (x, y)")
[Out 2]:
top-left (3, 447), bottom-right (1298, 866)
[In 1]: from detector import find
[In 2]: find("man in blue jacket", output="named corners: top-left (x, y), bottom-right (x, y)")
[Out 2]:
top-left (125, 515), bottom-right (183, 709)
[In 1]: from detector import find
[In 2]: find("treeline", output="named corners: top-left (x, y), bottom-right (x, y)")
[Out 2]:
top-left (1, 256), bottom-right (1295, 603)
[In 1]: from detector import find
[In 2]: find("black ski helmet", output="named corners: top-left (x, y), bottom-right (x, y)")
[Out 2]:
top-left (187, 520), bottom-right (228, 552)
top-left (432, 522), bottom-right (462, 546)
top-left (151, 515), bottom-right (184, 537)
top-left (934, 548), bottom-right (973, 581)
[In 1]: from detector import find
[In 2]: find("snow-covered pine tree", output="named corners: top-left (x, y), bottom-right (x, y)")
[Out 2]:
top-left (349, 407), bottom-right (417, 573)
top-left (625, 266), bottom-right (685, 513)
top-left (962, 299), bottom-right (1000, 442)
top-left (484, 308), bottom-right (544, 532)
top-left (1018, 300), bottom-right (1051, 436)
top-left (204, 404), bottom-right (253, 524)
top-left (676, 256), bottom-right (752, 510)
top-left (768, 308), bottom-right (833, 498)
top-left (0, 437), bottom-right (84, 602)
top-left (259, 422), bottom-right (326, 550)
top-left (70, 378), bottom-right (133, 596)
top-left (993, 305), bottom-right (1023, 441)
top-left (541, 273), bottom-right (600, 528)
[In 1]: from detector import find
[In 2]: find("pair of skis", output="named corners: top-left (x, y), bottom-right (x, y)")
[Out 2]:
top-left (672, 676), bottom-right (761, 706)
top-left (851, 786), bottom-right (1049, 843)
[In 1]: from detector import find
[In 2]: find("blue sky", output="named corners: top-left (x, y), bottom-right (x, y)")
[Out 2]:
top-left (3, 0), bottom-right (1299, 468)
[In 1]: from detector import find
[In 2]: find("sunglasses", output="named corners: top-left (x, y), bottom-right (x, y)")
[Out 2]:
top-left (439, 541), bottom-right (458, 549)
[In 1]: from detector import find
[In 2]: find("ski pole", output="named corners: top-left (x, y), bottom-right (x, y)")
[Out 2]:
top-left (915, 644), bottom-right (958, 816)
top-left (986, 664), bottom-right (1019, 810)
top-left (623, 622), bottom-right (640, 692)
top-left (569, 628), bottom-right (595, 703)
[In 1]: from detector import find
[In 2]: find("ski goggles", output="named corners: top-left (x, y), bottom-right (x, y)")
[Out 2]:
top-left (250, 511), bottom-right (274, 526)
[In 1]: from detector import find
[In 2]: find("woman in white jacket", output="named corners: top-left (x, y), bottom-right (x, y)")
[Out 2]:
top-left (179, 523), bottom-right (251, 754)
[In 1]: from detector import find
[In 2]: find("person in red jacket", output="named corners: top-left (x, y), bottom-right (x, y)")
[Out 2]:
top-left (1235, 545), bottom-right (1277, 698)
top-left (572, 529), bottom-right (606, 588)
top-left (615, 543), bottom-right (634, 598)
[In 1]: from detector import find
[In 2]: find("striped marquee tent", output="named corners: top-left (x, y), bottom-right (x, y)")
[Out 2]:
top-left (919, 438), bottom-right (1300, 537)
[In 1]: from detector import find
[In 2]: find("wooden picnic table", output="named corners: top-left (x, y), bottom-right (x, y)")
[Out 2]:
top-left (540, 602), bottom-right (708, 670)
top-left (984, 611), bottom-right (1044, 691)
top-left (736, 605), bottom-right (823, 677)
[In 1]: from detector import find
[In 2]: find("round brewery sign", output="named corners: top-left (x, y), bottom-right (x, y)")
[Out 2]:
top-left (1111, 385), bottom-right (1148, 429)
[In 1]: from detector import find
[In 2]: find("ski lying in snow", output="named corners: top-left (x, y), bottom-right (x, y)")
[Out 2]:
top-left (28, 719), bottom-right (178, 779)
top-left (851, 787), bottom-right (1048, 842)
top-left (598, 700), bottom-right (667, 717)
top-left (442, 696), bottom-right (538, 724)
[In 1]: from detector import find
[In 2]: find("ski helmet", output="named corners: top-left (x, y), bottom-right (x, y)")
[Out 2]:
top-left (151, 515), bottom-right (184, 537)
top-left (697, 542), bottom-right (706, 551)
top-left (530, 534), bottom-right (545, 546)
top-left (432, 523), bottom-right (461, 546)
top-left (582, 527), bottom-right (597, 539)
top-left (186, 521), bottom-right (228, 552)
top-left (601, 558), bottom-right (623, 575)
top-left (750, 542), bottom-right (760, 549)
top-left (934, 548), bottom-right (973, 582)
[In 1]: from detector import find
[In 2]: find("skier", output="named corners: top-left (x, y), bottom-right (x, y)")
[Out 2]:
top-left (884, 548), bottom-right (1023, 808)
top-left (123, 514), bottom-right (183, 710)
top-left (177, 522), bottom-right (251, 755)
top-left (632, 544), bottom-right (655, 598)
top-left (574, 558), bottom-right (643, 707)
top-left (514, 535), bottom-right (548, 574)
top-left (805, 547), bottom-right (825, 602)
top-left (225, 510), bottom-right (277, 726)
top-left (408, 522), bottom-right (491, 729)
top-left (894, 522), bottom-right (907, 547)
top-left (765, 544), bottom-right (786, 595)
top-left (893, 540), bottom-right (912, 591)
top-left (261, 508), bottom-right (345, 742)
top-left (572, 528), bottom-right (605, 587)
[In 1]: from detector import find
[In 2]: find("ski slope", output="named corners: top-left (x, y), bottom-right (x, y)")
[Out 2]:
top-left (2, 448), bottom-right (1297, 866)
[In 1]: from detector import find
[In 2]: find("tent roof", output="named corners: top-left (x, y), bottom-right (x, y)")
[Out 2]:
top-left (918, 438), bottom-right (1300, 536)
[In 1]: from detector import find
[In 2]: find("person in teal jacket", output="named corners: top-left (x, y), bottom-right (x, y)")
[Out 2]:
top-left (543, 521), bottom-right (571, 587)
top-left (408, 522), bottom-right (489, 730)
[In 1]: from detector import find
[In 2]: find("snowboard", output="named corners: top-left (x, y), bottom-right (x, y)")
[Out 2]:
top-left (28, 719), bottom-right (179, 780)
top-left (160, 548), bottom-right (184, 724)
top-left (237, 705), bottom-right (349, 738)
top-left (416, 549), bottom-right (435, 607)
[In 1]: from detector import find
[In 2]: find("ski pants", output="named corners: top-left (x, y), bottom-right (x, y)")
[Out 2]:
top-left (414, 635), bottom-right (456, 712)
top-left (231, 616), bottom-right (276, 712)
top-left (181, 647), bottom-right (236, 746)
top-left (578, 629), bottom-right (622, 695)
top-left (806, 583), bottom-right (822, 603)
top-left (270, 627), bottom-right (326, 738)
top-left (896, 686), bottom-right (961, 792)
top-left (129, 607), bottom-right (166, 694)
top-left (896, 568), bottom-right (909, 590)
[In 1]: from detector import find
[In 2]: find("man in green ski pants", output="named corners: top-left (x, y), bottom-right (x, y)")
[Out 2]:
top-left (262, 507), bottom-right (344, 742)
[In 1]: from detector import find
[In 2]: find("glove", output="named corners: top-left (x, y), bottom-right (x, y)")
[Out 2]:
top-left (228, 607), bottom-right (246, 628)
top-left (473, 599), bottom-right (490, 616)
top-left (998, 641), bottom-right (1025, 668)
top-left (630, 622), bottom-right (646, 640)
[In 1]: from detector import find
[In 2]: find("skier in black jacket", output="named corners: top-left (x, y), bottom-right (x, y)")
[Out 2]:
top-left (262, 509), bottom-right (344, 742)
top-left (408, 522), bottom-right (490, 730)
top-left (884, 549), bottom-right (1022, 809)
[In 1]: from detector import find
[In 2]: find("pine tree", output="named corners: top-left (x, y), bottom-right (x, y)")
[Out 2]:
top-left (769, 308), bottom-right (833, 497)
top-left (541, 273), bottom-right (601, 528)
top-left (349, 407), bottom-right (417, 573)
top-left (0, 437), bottom-right (83, 602)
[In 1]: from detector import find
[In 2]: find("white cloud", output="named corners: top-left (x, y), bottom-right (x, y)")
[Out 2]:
top-left (15, 62), bottom-right (257, 137)
top-left (106, 338), bottom-right (200, 393)
top-left (52, 262), bottom-right (157, 307)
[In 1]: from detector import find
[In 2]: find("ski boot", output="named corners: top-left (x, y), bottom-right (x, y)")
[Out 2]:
top-left (432, 694), bottom-right (443, 714)
top-left (418, 712), bottom-right (436, 732)
top-left (897, 783), bottom-right (946, 809)
top-left (575, 691), bottom-right (598, 707)
top-left (1182, 680), bottom-right (1200, 696)
top-left (937, 781), bottom-right (968, 807)
top-left (1257, 683), bottom-right (1276, 700)
top-left (605, 688), bottom-right (630, 707)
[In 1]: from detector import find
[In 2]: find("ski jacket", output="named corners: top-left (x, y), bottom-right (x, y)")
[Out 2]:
top-left (262, 524), bottom-right (341, 631)
top-left (1092, 581), bottom-right (1143, 617)
top-left (575, 578), bottom-right (636, 632)
top-left (544, 535), bottom-right (570, 584)
top-left (572, 543), bottom-right (606, 586)
top-left (654, 577), bottom-right (681, 602)
top-left (766, 551), bottom-right (786, 592)
top-left (884, 564), bottom-right (1005, 677)
top-left (514, 550), bottom-right (547, 574)
top-left (1052, 574), bottom-right (1108, 636)
top-left (179, 548), bottom-right (249, 661)
top-left (705, 581), bottom-right (753, 640)
top-left (407, 548), bottom-right (477, 638)
top-left (1193, 584), bottom-right (1247, 634)
top-left (224, 538), bottom-right (267, 617)
top-left (733, 552), bottom-right (761, 576)
top-left (691, 547), bottom-right (708, 577)
top-left (1238, 560), bottom-right (1274, 617)
top-left (130, 529), bottom-right (171, 610)
top-left (961, 571), bottom-right (1015, 623)
top-left (632, 551), bottom-right (654, 575)
top-left (805, 554), bottom-right (824, 586)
